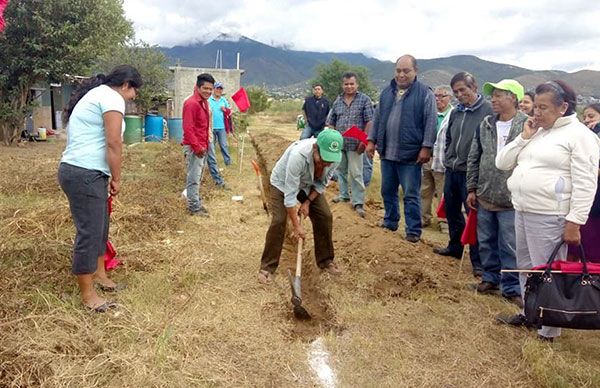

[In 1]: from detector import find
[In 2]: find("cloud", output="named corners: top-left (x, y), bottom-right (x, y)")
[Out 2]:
top-left (122, 0), bottom-right (600, 71)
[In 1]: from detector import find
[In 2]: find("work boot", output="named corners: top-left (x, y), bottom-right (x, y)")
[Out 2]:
top-left (190, 206), bottom-right (209, 217)
top-left (405, 234), bottom-right (420, 243)
top-left (354, 204), bottom-right (366, 218)
top-left (495, 313), bottom-right (531, 327)
top-left (433, 247), bottom-right (462, 259)
top-left (332, 196), bottom-right (350, 203)
top-left (476, 281), bottom-right (499, 294)
top-left (378, 222), bottom-right (397, 232)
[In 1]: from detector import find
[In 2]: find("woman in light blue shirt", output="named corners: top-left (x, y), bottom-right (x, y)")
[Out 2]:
top-left (58, 65), bottom-right (142, 312)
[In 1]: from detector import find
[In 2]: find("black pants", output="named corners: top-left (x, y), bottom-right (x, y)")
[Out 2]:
top-left (260, 186), bottom-right (334, 273)
top-left (58, 163), bottom-right (109, 275)
top-left (443, 169), bottom-right (481, 270)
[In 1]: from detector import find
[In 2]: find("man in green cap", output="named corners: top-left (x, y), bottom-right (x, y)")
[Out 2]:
top-left (258, 129), bottom-right (344, 284)
top-left (466, 79), bottom-right (527, 306)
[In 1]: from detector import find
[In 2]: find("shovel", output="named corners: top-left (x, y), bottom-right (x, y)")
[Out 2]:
top-left (287, 224), bottom-right (311, 320)
top-left (250, 159), bottom-right (269, 214)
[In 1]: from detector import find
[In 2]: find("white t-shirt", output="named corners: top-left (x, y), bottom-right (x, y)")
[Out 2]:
top-left (496, 119), bottom-right (513, 154)
top-left (61, 85), bottom-right (125, 175)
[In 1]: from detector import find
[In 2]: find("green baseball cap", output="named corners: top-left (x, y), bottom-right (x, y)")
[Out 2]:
top-left (316, 129), bottom-right (343, 163)
top-left (483, 79), bottom-right (525, 101)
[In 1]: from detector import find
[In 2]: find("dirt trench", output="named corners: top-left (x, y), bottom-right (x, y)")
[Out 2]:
top-left (250, 133), bottom-right (458, 341)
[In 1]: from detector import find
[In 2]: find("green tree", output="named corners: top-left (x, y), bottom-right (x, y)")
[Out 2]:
top-left (96, 40), bottom-right (171, 114)
top-left (0, 0), bottom-right (133, 145)
top-left (311, 59), bottom-right (378, 102)
top-left (246, 86), bottom-right (271, 114)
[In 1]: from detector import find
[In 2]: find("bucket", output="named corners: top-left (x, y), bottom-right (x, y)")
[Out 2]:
top-left (231, 87), bottom-right (250, 112)
top-left (123, 115), bottom-right (143, 144)
top-left (167, 118), bottom-right (183, 143)
top-left (37, 128), bottom-right (47, 140)
top-left (144, 114), bottom-right (164, 142)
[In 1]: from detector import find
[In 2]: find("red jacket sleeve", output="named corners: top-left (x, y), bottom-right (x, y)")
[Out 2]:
top-left (182, 99), bottom-right (208, 154)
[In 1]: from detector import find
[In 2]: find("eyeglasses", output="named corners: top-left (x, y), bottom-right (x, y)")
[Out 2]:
top-left (435, 94), bottom-right (450, 99)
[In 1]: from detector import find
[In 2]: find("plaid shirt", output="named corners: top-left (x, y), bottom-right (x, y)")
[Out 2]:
top-left (326, 92), bottom-right (374, 151)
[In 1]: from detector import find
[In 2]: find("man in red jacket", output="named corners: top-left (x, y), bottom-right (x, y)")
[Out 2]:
top-left (182, 73), bottom-right (215, 216)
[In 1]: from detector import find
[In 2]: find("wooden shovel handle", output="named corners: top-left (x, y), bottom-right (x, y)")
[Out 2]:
top-left (296, 217), bottom-right (303, 277)
top-left (296, 236), bottom-right (303, 278)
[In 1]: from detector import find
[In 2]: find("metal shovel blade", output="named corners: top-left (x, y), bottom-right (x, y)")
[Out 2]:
top-left (287, 269), bottom-right (311, 320)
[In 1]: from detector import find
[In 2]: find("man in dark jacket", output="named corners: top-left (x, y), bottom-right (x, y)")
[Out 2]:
top-left (466, 79), bottom-right (527, 305)
top-left (434, 72), bottom-right (493, 276)
top-left (300, 84), bottom-right (330, 139)
top-left (366, 55), bottom-right (437, 242)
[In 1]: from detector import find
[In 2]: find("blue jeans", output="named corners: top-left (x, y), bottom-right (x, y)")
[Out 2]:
top-left (184, 145), bottom-right (207, 212)
top-left (337, 150), bottom-right (365, 206)
top-left (443, 169), bottom-right (481, 271)
top-left (478, 206), bottom-right (520, 296)
top-left (213, 129), bottom-right (231, 165)
top-left (299, 125), bottom-right (313, 139)
top-left (380, 160), bottom-right (422, 237)
top-left (363, 153), bottom-right (373, 187)
top-left (206, 142), bottom-right (224, 186)
top-left (299, 125), bottom-right (326, 140)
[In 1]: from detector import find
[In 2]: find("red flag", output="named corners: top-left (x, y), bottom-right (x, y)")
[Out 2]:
top-left (104, 196), bottom-right (121, 271)
top-left (231, 87), bottom-right (250, 112)
top-left (436, 196), bottom-right (446, 219)
top-left (342, 126), bottom-right (368, 145)
top-left (460, 209), bottom-right (477, 246)
top-left (0, 0), bottom-right (9, 33)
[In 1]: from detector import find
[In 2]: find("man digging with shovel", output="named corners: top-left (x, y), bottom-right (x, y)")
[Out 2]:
top-left (258, 129), bottom-right (344, 284)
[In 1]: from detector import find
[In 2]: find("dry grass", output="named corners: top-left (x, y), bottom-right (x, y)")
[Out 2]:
top-left (1, 118), bottom-right (599, 388)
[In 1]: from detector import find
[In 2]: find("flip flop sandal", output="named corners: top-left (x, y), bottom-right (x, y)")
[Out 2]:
top-left (257, 270), bottom-right (272, 284)
top-left (87, 301), bottom-right (117, 313)
top-left (96, 283), bottom-right (127, 292)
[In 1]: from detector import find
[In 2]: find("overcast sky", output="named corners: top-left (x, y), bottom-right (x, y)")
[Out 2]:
top-left (123, 0), bottom-right (600, 72)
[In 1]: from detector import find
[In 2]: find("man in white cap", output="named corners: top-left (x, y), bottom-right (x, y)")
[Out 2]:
top-left (208, 82), bottom-right (232, 166)
top-left (258, 129), bottom-right (344, 283)
top-left (466, 79), bottom-right (527, 306)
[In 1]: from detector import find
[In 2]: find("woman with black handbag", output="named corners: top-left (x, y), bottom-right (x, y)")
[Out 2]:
top-left (494, 81), bottom-right (600, 341)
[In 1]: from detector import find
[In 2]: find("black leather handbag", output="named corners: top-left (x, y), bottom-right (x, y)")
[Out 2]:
top-left (524, 243), bottom-right (600, 330)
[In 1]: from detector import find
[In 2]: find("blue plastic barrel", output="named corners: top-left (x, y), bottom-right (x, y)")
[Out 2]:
top-left (167, 118), bottom-right (183, 143)
top-left (144, 114), bottom-right (164, 142)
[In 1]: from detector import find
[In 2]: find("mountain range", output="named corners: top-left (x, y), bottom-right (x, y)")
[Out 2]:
top-left (160, 34), bottom-right (600, 98)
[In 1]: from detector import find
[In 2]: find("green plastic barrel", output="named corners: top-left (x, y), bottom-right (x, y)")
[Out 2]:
top-left (124, 115), bottom-right (143, 144)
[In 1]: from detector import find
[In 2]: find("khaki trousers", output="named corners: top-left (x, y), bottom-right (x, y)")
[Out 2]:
top-left (421, 168), bottom-right (445, 224)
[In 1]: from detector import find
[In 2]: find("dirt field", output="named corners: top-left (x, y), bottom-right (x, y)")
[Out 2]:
top-left (1, 114), bottom-right (599, 387)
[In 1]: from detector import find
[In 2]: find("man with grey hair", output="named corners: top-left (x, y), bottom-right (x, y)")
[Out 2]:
top-left (422, 85), bottom-right (453, 230)
top-left (366, 54), bottom-right (437, 242)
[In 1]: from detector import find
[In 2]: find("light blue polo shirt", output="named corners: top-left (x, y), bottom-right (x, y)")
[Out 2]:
top-left (61, 85), bottom-right (125, 175)
top-left (208, 95), bottom-right (230, 130)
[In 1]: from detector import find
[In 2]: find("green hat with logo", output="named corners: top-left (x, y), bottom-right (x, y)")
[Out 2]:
top-left (483, 79), bottom-right (525, 101)
top-left (316, 129), bottom-right (343, 163)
